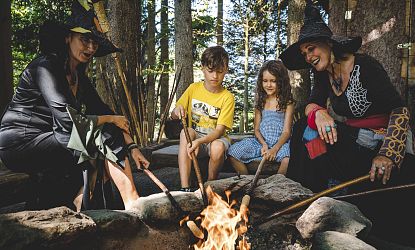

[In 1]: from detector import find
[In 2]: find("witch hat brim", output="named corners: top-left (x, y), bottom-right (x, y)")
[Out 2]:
top-left (279, 2), bottom-right (362, 70)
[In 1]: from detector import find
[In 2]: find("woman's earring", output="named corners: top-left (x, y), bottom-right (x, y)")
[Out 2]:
top-left (330, 51), bottom-right (335, 65)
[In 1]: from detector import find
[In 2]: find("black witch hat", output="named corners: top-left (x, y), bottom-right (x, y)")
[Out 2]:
top-left (279, 1), bottom-right (362, 70)
top-left (40, 0), bottom-right (121, 57)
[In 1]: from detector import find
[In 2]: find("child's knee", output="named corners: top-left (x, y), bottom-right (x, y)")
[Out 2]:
top-left (209, 141), bottom-right (226, 159)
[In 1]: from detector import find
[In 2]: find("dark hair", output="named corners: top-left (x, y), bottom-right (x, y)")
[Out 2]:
top-left (201, 46), bottom-right (229, 70)
top-left (255, 60), bottom-right (293, 111)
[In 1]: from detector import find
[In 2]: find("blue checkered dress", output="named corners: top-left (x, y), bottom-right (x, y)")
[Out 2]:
top-left (228, 110), bottom-right (290, 163)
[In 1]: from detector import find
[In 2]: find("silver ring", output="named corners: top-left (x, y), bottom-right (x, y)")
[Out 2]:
top-left (325, 125), bottom-right (331, 132)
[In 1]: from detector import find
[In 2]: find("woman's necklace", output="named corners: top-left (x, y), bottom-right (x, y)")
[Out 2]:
top-left (329, 63), bottom-right (342, 93)
top-left (68, 71), bottom-right (78, 96)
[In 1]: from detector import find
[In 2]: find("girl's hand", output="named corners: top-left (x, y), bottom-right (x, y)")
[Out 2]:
top-left (131, 148), bottom-right (150, 170)
top-left (187, 139), bottom-right (201, 159)
top-left (261, 144), bottom-right (268, 156)
top-left (265, 148), bottom-right (278, 161)
top-left (111, 116), bottom-right (130, 133)
top-left (315, 109), bottom-right (337, 145)
top-left (369, 155), bottom-right (394, 184)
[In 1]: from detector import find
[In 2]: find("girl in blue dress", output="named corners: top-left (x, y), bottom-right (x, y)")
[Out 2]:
top-left (228, 60), bottom-right (294, 175)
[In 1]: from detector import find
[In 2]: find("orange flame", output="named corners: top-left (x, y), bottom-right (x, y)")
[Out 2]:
top-left (188, 186), bottom-right (251, 250)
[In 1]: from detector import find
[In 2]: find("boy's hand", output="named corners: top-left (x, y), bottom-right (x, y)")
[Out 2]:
top-left (187, 139), bottom-right (201, 159)
top-left (173, 105), bottom-right (186, 119)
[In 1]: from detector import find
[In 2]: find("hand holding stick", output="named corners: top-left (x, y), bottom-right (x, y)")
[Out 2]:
top-left (180, 116), bottom-right (208, 206)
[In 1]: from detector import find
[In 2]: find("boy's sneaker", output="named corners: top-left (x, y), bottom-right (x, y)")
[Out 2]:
top-left (180, 187), bottom-right (193, 192)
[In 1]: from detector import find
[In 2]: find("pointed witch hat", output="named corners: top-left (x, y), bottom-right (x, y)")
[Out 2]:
top-left (279, 1), bottom-right (362, 70)
top-left (40, 0), bottom-right (121, 57)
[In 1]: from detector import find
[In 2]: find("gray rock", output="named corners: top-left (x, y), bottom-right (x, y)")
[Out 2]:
top-left (312, 231), bottom-right (376, 250)
top-left (128, 190), bottom-right (203, 228)
top-left (83, 209), bottom-right (145, 237)
top-left (0, 206), bottom-right (96, 249)
top-left (296, 197), bottom-right (372, 239)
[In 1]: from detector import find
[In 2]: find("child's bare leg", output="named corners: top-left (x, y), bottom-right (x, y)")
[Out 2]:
top-left (277, 157), bottom-right (289, 175)
top-left (207, 140), bottom-right (226, 181)
top-left (105, 157), bottom-right (139, 209)
top-left (229, 156), bottom-right (249, 175)
top-left (178, 128), bottom-right (197, 188)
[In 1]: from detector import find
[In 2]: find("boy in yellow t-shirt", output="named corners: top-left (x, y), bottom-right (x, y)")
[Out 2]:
top-left (171, 46), bottom-right (235, 191)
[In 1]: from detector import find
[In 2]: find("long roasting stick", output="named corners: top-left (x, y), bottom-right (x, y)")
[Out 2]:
top-left (253, 174), bottom-right (371, 226)
top-left (240, 157), bottom-right (267, 214)
top-left (142, 168), bottom-right (185, 217)
top-left (93, 1), bottom-right (144, 146)
top-left (180, 116), bottom-right (208, 206)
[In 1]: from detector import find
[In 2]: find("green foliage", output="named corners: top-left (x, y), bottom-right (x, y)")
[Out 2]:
top-left (11, 0), bottom-right (71, 86)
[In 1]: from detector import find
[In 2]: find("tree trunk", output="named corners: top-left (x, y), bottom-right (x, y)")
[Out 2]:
top-left (216, 0), bottom-right (224, 45)
top-left (243, 16), bottom-right (249, 132)
top-left (146, 0), bottom-right (156, 142)
top-left (175, 0), bottom-right (193, 98)
top-left (95, 0), bottom-right (142, 143)
top-left (329, 0), bottom-right (407, 97)
top-left (159, 0), bottom-right (169, 117)
top-left (0, 0), bottom-right (13, 114)
top-left (287, 0), bottom-right (310, 115)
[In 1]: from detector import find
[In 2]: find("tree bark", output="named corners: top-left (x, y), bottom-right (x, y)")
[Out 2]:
top-left (329, 0), bottom-right (407, 97)
top-left (147, 0), bottom-right (156, 142)
top-left (287, 0), bottom-right (310, 115)
top-left (95, 0), bottom-right (142, 142)
top-left (174, 0), bottom-right (193, 98)
top-left (216, 0), bottom-right (224, 45)
top-left (159, 0), bottom-right (169, 116)
top-left (0, 0), bottom-right (13, 114)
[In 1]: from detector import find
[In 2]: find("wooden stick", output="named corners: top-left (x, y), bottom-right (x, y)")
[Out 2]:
top-left (142, 168), bottom-right (186, 217)
top-left (181, 116), bottom-right (208, 206)
top-left (93, 1), bottom-right (144, 147)
top-left (253, 174), bottom-right (371, 226)
top-left (157, 67), bottom-right (182, 143)
top-left (240, 157), bottom-right (267, 214)
top-left (334, 182), bottom-right (415, 200)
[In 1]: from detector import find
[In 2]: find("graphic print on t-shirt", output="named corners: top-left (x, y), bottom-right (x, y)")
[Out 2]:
top-left (346, 65), bottom-right (372, 117)
top-left (191, 98), bottom-right (221, 134)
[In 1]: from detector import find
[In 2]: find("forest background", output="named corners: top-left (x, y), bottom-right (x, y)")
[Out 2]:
top-left (1, 0), bottom-right (414, 147)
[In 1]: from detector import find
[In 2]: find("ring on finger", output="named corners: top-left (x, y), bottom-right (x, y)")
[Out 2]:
top-left (325, 125), bottom-right (331, 132)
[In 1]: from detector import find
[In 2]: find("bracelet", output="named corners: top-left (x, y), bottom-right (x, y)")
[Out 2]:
top-left (126, 143), bottom-right (138, 152)
top-left (307, 105), bottom-right (325, 130)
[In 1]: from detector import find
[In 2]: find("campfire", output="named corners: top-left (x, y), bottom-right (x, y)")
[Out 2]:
top-left (181, 186), bottom-right (251, 250)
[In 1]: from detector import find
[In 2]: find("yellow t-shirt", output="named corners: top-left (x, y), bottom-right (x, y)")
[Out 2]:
top-left (176, 82), bottom-right (235, 136)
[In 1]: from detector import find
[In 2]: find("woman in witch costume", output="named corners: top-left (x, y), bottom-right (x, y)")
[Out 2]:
top-left (0, 0), bottom-right (148, 211)
top-left (280, 2), bottom-right (415, 194)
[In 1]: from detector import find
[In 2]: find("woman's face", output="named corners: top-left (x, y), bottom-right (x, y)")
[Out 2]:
top-left (300, 41), bottom-right (332, 71)
top-left (66, 32), bottom-right (98, 64)
top-left (262, 70), bottom-right (278, 97)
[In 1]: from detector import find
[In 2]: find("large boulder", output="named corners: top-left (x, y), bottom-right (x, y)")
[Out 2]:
top-left (296, 197), bottom-right (372, 239)
top-left (312, 231), bottom-right (376, 250)
top-left (128, 190), bottom-right (203, 228)
top-left (0, 206), bottom-right (96, 249)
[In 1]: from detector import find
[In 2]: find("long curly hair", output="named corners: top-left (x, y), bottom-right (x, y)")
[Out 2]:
top-left (255, 60), bottom-right (293, 111)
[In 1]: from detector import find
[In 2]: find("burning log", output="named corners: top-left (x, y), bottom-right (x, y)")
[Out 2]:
top-left (182, 186), bottom-right (251, 250)
top-left (253, 174), bottom-right (371, 226)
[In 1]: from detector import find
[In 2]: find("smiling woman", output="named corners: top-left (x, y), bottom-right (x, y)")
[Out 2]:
top-left (0, 0), bottom-right (149, 212)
